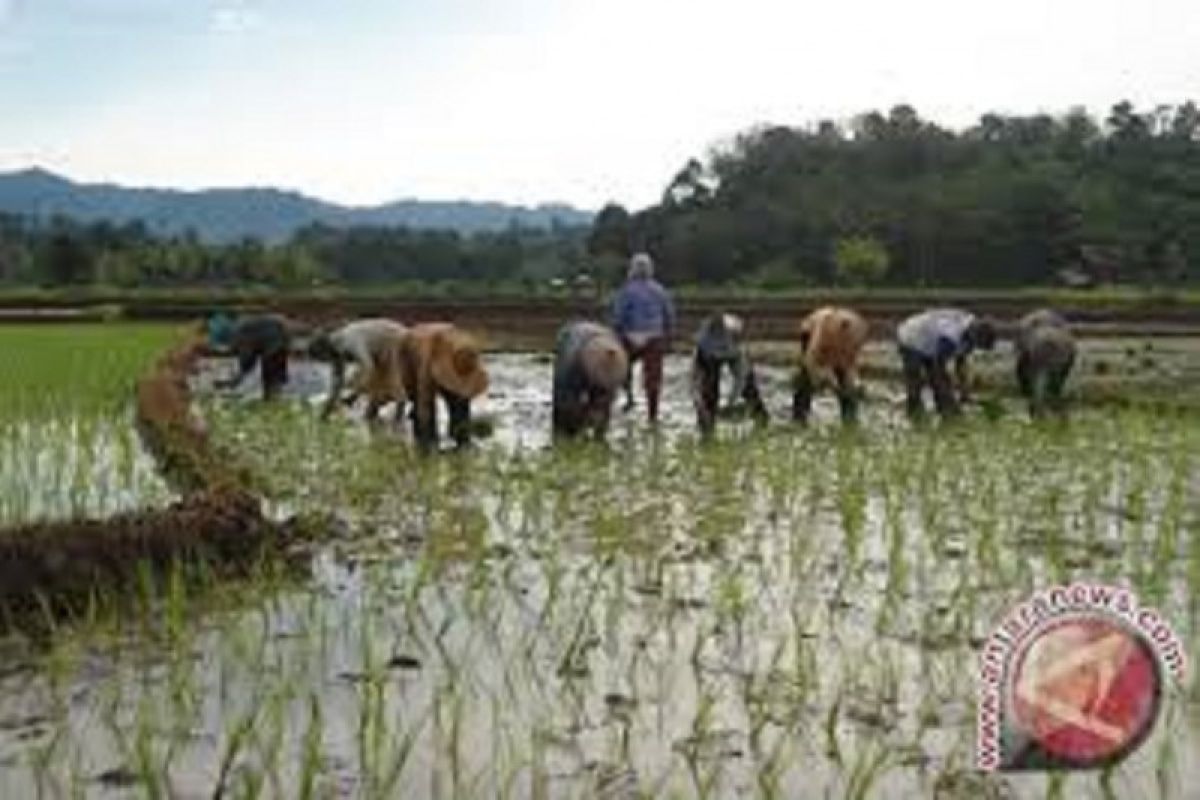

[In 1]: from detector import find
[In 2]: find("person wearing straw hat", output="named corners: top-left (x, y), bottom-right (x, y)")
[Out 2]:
top-left (793, 306), bottom-right (870, 424)
top-left (400, 322), bottom-right (489, 450)
top-left (552, 320), bottom-right (630, 441)
top-left (691, 312), bottom-right (768, 436)
top-left (1014, 309), bottom-right (1076, 418)
top-left (611, 251), bottom-right (675, 424)
top-left (216, 313), bottom-right (296, 400)
top-left (309, 317), bottom-right (410, 423)
top-left (896, 308), bottom-right (997, 418)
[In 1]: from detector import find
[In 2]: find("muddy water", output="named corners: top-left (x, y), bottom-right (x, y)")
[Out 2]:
top-left (0, 354), bottom-right (1197, 798)
top-left (193, 351), bottom-right (904, 449)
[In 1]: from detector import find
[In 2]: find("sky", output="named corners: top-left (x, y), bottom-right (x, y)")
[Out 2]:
top-left (2, 0), bottom-right (1199, 210)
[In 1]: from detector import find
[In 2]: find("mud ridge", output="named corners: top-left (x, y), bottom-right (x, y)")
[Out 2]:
top-left (0, 334), bottom-right (285, 623)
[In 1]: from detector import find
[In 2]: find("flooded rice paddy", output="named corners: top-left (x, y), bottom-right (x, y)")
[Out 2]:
top-left (0, 349), bottom-right (1198, 798)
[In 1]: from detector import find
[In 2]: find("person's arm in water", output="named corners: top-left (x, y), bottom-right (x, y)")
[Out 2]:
top-left (321, 350), bottom-right (350, 419)
top-left (954, 353), bottom-right (973, 402)
top-left (218, 349), bottom-right (258, 390)
top-left (728, 350), bottom-right (750, 407)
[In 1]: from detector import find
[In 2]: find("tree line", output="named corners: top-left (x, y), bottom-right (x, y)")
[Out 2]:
top-left (0, 215), bottom-right (588, 289)
top-left (3, 101), bottom-right (1199, 290)
top-left (590, 101), bottom-right (1200, 288)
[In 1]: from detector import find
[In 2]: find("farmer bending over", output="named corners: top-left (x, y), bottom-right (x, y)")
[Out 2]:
top-left (691, 313), bottom-right (768, 436)
top-left (611, 252), bottom-right (675, 424)
top-left (309, 318), bottom-right (409, 423)
top-left (1015, 309), bottom-right (1076, 418)
top-left (217, 313), bottom-right (296, 400)
top-left (552, 321), bottom-right (629, 441)
top-left (400, 323), bottom-right (489, 451)
top-left (896, 308), bottom-right (997, 418)
top-left (793, 306), bottom-right (870, 424)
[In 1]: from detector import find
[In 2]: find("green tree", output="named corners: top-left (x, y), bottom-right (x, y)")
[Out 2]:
top-left (833, 236), bottom-right (890, 285)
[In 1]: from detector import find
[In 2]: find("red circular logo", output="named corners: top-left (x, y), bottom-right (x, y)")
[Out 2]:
top-left (1009, 616), bottom-right (1162, 768)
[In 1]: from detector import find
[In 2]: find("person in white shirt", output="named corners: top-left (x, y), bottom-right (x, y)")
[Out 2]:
top-left (896, 308), bottom-right (996, 418)
top-left (309, 318), bottom-right (410, 423)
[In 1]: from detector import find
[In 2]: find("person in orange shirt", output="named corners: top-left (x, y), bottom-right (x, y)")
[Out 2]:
top-left (398, 323), bottom-right (489, 451)
top-left (793, 306), bottom-right (870, 424)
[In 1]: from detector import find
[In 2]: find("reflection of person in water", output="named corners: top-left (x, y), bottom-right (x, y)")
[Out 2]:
top-left (552, 321), bottom-right (629, 441)
top-left (399, 323), bottom-right (489, 451)
top-left (216, 313), bottom-right (295, 400)
top-left (309, 318), bottom-right (409, 423)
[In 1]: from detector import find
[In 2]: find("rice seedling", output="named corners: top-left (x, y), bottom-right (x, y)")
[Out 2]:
top-left (0, 324), bottom-right (178, 525)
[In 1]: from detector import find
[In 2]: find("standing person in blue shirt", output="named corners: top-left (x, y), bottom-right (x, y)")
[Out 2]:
top-left (896, 308), bottom-right (997, 418)
top-left (611, 252), bottom-right (676, 424)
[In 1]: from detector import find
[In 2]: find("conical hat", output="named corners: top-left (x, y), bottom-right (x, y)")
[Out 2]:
top-left (427, 325), bottom-right (489, 399)
top-left (580, 333), bottom-right (629, 391)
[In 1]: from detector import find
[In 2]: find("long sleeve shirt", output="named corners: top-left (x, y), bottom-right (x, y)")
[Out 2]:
top-left (611, 278), bottom-right (676, 339)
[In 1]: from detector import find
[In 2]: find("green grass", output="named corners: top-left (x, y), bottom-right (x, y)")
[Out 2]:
top-left (0, 323), bottom-right (180, 524)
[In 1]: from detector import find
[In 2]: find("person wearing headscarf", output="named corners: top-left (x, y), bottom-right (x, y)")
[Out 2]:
top-left (309, 318), bottom-right (410, 423)
top-left (691, 312), bottom-right (768, 436)
top-left (399, 323), bottom-right (489, 450)
top-left (793, 306), bottom-right (870, 424)
top-left (895, 308), bottom-right (997, 418)
top-left (611, 252), bottom-right (675, 424)
top-left (1014, 309), bottom-right (1077, 418)
top-left (552, 321), bottom-right (630, 441)
top-left (205, 310), bottom-right (235, 353)
top-left (216, 313), bottom-right (295, 400)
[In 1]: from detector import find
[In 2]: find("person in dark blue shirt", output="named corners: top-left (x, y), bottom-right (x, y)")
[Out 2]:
top-left (691, 313), bottom-right (767, 437)
top-left (216, 313), bottom-right (294, 400)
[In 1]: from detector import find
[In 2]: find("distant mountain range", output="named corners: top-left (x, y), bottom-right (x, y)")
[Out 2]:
top-left (0, 168), bottom-right (594, 242)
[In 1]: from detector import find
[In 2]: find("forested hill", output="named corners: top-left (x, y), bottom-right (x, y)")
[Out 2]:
top-left (589, 101), bottom-right (1200, 287)
top-left (0, 168), bottom-right (592, 242)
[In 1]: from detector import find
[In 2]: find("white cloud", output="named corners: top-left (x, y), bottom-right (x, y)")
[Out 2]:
top-left (10, 0), bottom-right (1200, 208)
top-left (0, 0), bottom-right (18, 28)
top-left (210, 2), bottom-right (262, 35)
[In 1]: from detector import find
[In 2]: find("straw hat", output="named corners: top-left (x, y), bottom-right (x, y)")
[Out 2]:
top-left (579, 330), bottom-right (629, 391)
top-left (422, 323), bottom-right (489, 400)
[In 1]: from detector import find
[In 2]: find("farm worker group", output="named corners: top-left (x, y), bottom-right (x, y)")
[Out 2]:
top-left (207, 251), bottom-right (1079, 447)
